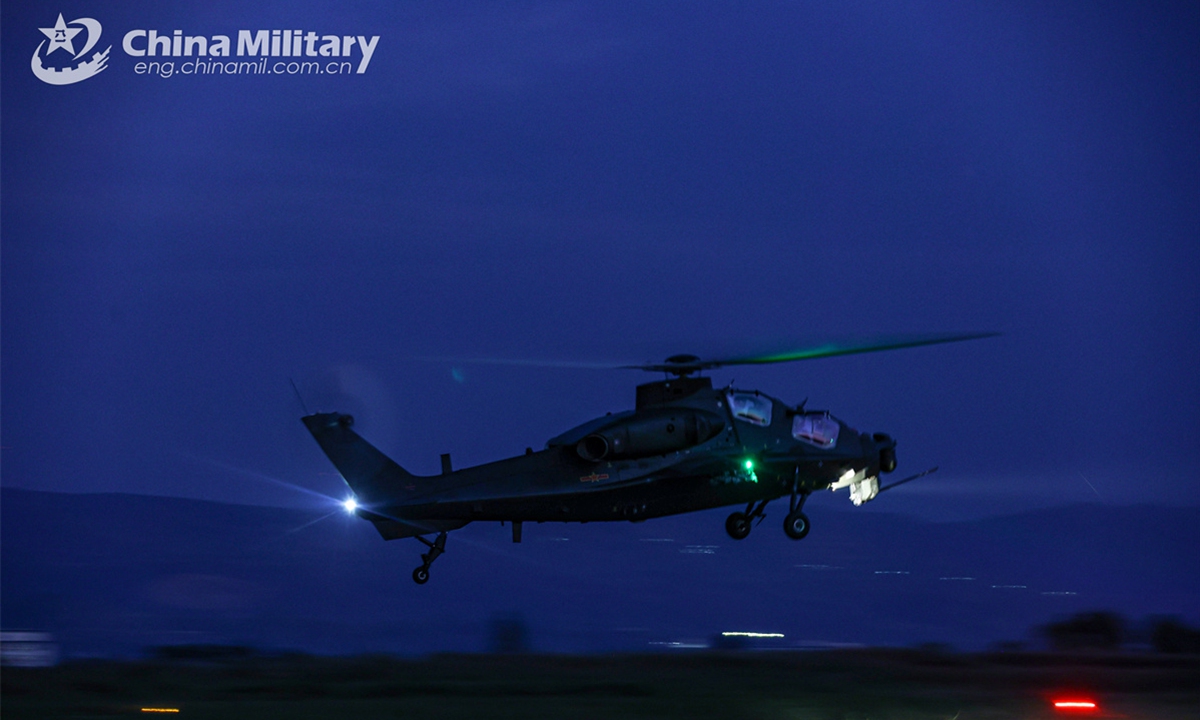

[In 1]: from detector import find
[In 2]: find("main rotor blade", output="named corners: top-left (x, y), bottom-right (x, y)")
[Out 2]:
top-left (621, 332), bottom-right (1000, 374)
top-left (419, 332), bottom-right (998, 375)
top-left (414, 356), bottom-right (618, 370)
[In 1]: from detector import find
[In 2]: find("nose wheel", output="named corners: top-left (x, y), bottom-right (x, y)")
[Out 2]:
top-left (411, 531), bottom-right (447, 584)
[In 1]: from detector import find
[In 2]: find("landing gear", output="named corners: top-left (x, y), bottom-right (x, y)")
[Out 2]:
top-left (783, 511), bottom-right (810, 540)
top-left (725, 512), bottom-right (751, 540)
top-left (785, 469), bottom-right (812, 541)
top-left (412, 531), bottom-right (447, 585)
top-left (725, 499), bottom-right (769, 540)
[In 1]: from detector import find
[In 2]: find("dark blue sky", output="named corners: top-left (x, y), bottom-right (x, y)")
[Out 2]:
top-left (3, 1), bottom-right (1198, 523)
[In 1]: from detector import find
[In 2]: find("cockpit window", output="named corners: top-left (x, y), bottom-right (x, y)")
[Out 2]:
top-left (727, 392), bottom-right (772, 426)
top-left (792, 413), bottom-right (839, 448)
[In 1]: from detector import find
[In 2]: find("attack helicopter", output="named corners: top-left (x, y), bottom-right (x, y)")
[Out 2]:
top-left (302, 333), bottom-right (995, 584)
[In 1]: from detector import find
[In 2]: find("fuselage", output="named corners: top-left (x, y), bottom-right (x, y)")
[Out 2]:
top-left (305, 376), bottom-right (897, 540)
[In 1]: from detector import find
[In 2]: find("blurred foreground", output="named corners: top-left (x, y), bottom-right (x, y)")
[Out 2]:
top-left (4, 648), bottom-right (1198, 719)
top-left (6, 488), bottom-right (1200, 656)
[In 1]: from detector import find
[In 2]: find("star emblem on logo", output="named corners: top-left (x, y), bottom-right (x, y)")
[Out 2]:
top-left (31, 13), bottom-right (110, 86)
top-left (39, 13), bottom-right (82, 56)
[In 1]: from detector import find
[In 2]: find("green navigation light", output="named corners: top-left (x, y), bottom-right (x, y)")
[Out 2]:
top-left (742, 458), bottom-right (758, 482)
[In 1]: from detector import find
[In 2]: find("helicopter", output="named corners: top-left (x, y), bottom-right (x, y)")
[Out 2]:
top-left (302, 332), bottom-right (996, 584)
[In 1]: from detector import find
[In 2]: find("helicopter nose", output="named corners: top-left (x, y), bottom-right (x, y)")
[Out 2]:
top-left (873, 433), bottom-right (897, 473)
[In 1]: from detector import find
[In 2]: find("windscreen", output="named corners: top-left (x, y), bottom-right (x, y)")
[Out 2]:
top-left (727, 392), bottom-right (773, 426)
top-left (792, 413), bottom-right (840, 448)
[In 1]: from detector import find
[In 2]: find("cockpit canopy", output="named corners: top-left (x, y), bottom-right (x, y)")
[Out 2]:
top-left (727, 392), bottom-right (772, 426)
top-left (792, 412), bottom-right (840, 448)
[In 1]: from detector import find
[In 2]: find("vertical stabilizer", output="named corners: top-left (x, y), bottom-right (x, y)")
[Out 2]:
top-left (301, 412), bottom-right (418, 503)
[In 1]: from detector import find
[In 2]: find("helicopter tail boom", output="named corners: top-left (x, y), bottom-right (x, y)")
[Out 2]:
top-left (301, 412), bottom-right (418, 504)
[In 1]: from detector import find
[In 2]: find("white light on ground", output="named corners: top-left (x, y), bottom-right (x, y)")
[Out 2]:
top-left (722, 632), bottom-right (784, 638)
top-left (343, 498), bottom-right (357, 513)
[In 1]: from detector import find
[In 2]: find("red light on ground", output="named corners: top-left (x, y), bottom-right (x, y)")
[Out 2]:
top-left (1053, 699), bottom-right (1098, 712)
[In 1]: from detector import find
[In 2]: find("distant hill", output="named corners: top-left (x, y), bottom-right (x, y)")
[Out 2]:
top-left (2, 488), bottom-right (1197, 657)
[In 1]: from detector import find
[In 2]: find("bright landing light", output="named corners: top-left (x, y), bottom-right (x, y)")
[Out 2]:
top-left (342, 498), bottom-right (358, 514)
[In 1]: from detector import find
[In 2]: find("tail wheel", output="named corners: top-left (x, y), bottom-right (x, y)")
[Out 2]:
top-left (784, 511), bottom-right (810, 540)
top-left (725, 512), bottom-right (752, 540)
top-left (412, 566), bottom-right (430, 584)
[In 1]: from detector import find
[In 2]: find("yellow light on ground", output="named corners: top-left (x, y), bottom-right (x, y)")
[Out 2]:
top-left (721, 632), bottom-right (784, 638)
top-left (141, 709), bottom-right (180, 714)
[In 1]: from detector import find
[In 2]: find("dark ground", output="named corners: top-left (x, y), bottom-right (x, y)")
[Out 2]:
top-left (4, 488), bottom-right (1198, 656)
top-left (3, 649), bottom-right (1198, 719)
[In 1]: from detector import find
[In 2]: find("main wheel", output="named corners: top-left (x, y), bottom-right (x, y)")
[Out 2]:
top-left (725, 512), bottom-right (752, 540)
top-left (412, 566), bottom-right (430, 584)
top-left (783, 511), bottom-right (810, 540)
